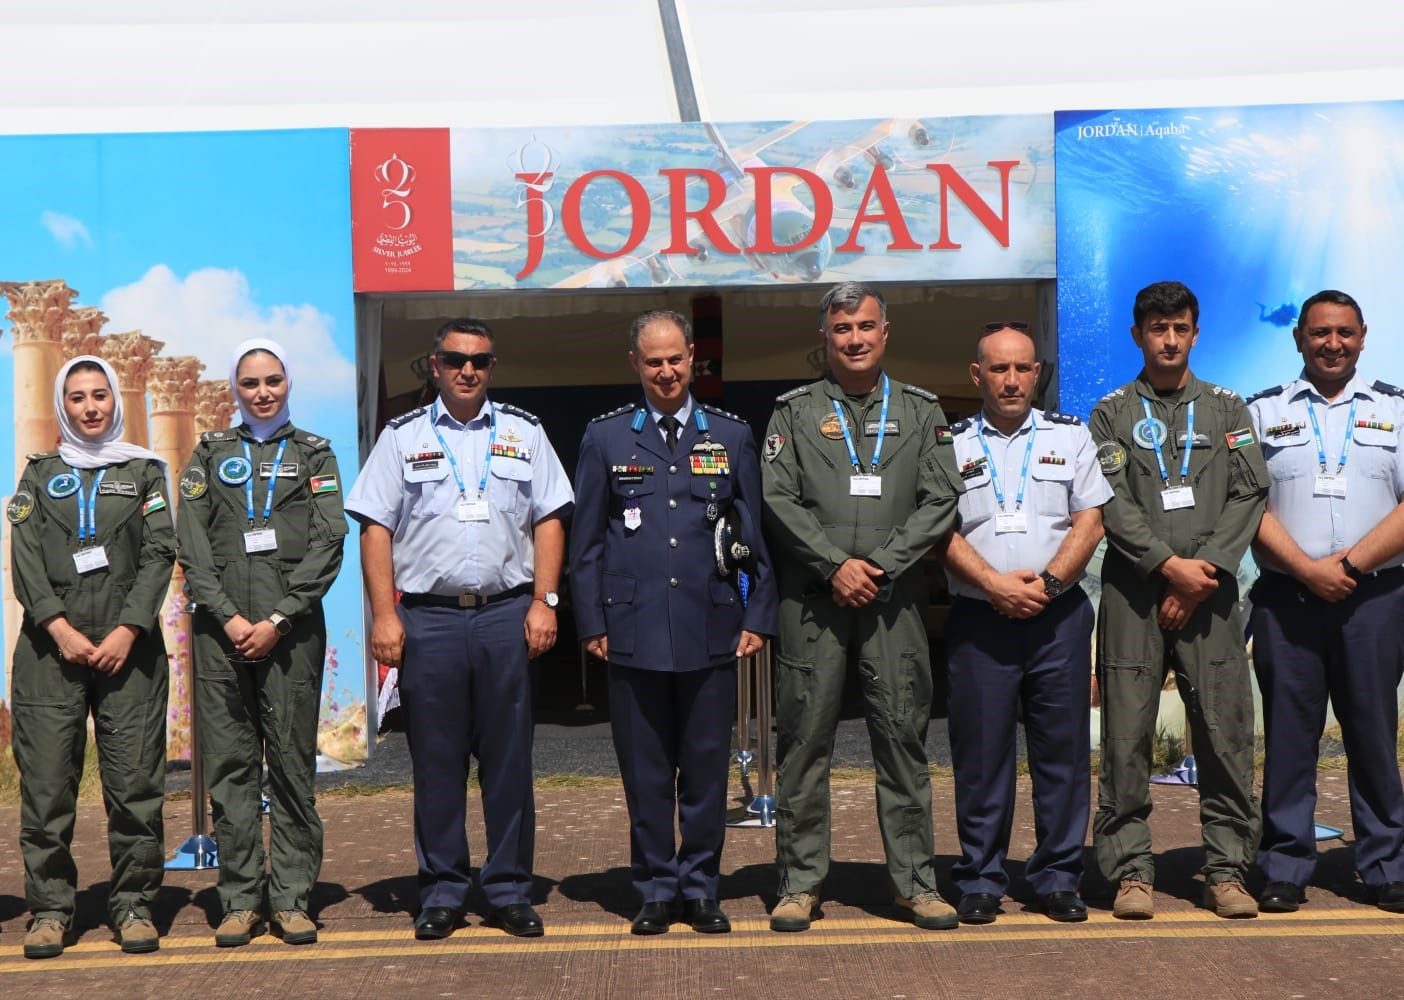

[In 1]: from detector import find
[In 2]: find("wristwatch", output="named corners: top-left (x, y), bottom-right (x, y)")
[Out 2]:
top-left (535, 591), bottom-right (560, 609)
top-left (1039, 571), bottom-right (1065, 598)
top-left (268, 612), bottom-right (293, 637)
top-left (1340, 555), bottom-right (1366, 582)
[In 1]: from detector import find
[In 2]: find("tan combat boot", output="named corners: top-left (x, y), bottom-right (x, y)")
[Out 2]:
top-left (1205, 880), bottom-right (1259, 919)
top-left (770, 891), bottom-right (820, 932)
top-left (117, 909), bottom-right (160, 953)
top-left (273, 908), bottom-right (318, 945)
top-left (23, 917), bottom-right (70, 959)
top-left (1114, 879), bottom-right (1155, 919)
top-left (895, 890), bottom-right (959, 930)
top-left (215, 909), bottom-right (265, 947)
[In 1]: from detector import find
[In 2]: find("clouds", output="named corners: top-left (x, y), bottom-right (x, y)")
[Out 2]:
top-left (100, 264), bottom-right (355, 416)
top-left (41, 210), bottom-right (93, 249)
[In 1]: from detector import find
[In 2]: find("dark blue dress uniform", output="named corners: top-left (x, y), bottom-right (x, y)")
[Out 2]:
top-left (944, 409), bottom-right (1112, 901)
top-left (570, 398), bottom-right (777, 905)
top-left (1248, 374), bottom-right (1404, 893)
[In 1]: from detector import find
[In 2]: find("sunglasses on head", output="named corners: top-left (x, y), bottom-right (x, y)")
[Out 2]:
top-left (436, 350), bottom-right (495, 371)
top-left (982, 321), bottom-right (1031, 333)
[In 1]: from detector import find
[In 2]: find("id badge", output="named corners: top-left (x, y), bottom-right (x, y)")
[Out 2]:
top-left (1160, 486), bottom-right (1195, 511)
top-left (1314, 475), bottom-right (1348, 498)
top-left (457, 497), bottom-right (490, 522)
top-left (243, 528), bottom-right (278, 553)
top-left (994, 510), bottom-right (1029, 534)
top-left (850, 474), bottom-right (882, 497)
top-left (73, 545), bottom-right (109, 574)
top-left (623, 503), bottom-right (642, 532)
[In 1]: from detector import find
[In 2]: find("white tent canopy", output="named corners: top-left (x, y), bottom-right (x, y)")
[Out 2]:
top-left (3, 1), bottom-right (1401, 135)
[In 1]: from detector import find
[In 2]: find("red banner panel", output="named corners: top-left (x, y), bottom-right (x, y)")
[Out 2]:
top-left (350, 128), bottom-right (453, 291)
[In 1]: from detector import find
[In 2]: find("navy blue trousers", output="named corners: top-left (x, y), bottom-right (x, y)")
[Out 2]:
top-left (947, 591), bottom-right (1093, 897)
top-left (398, 596), bottom-right (536, 912)
top-left (1252, 569), bottom-right (1404, 888)
top-left (608, 662), bottom-right (736, 903)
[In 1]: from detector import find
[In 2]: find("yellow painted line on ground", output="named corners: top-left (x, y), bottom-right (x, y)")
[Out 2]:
top-left (3, 911), bottom-right (1404, 974)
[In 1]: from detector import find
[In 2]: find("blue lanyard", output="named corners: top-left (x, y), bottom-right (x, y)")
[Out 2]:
top-left (242, 438), bottom-right (288, 526)
top-left (975, 415), bottom-right (1037, 510)
top-left (75, 468), bottom-right (107, 544)
top-left (831, 375), bottom-right (890, 473)
top-left (431, 400), bottom-right (496, 497)
top-left (1141, 396), bottom-right (1194, 485)
top-left (1305, 396), bottom-right (1357, 475)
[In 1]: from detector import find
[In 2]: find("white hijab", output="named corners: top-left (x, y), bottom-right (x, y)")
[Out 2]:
top-left (54, 355), bottom-right (167, 471)
top-left (230, 338), bottom-right (293, 441)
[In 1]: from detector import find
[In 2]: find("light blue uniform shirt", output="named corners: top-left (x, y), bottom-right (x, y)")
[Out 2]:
top-left (647, 395), bottom-right (694, 444)
top-left (1248, 371), bottom-right (1404, 571)
top-left (344, 396), bottom-right (573, 595)
top-left (945, 408), bottom-right (1113, 602)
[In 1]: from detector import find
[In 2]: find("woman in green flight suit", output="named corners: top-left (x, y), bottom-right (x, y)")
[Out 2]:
top-left (9, 355), bottom-right (175, 959)
top-left (176, 338), bottom-right (347, 948)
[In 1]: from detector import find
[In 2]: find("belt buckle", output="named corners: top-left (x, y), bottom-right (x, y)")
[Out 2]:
top-left (457, 592), bottom-right (485, 608)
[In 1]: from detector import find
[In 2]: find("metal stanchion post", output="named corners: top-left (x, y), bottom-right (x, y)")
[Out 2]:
top-left (727, 645), bottom-right (775, 828)
top-left (749, 644), bottom-right (776, 826)
top-left (167, 598), bottom-right (218, 870)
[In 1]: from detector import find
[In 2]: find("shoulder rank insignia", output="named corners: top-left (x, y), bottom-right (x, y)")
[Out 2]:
top-left (1099, 387), bottom-right (1128, 402)
top-left (1210, 384), bottom-right (1241, 399)
top-left (386, 405), bottom-right (428, 429)
top-left (1044, 412), bottom-right (1082, 425)
top-left (1246, 383), bottom-right (1288, 404)
top-left (201, 428), bottom-right (239, 442)
top-left (498, 402), bottom-right (541, 425)
top-left (903, 384), bottom-right (938, 401)
top-left (25, 450), bottom-right (59, 462)
top-left (294, 430), bottom-right (329, 448)
top-left (1372, 381), bottom-right (1404, 399)
top-left (949, 418), bottom-right (971, 435)
top-left (701, 403), bottom-right (744, 423)
top-left (591, 404), bottom-right (635, 423)
top-left (776, 384), bottom-right (811, 403)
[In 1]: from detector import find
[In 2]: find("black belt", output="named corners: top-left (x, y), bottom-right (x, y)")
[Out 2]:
top-left (401, 584), bottom-right (532, 609)
top-left (1260, 565), bottom-right (1404, 584)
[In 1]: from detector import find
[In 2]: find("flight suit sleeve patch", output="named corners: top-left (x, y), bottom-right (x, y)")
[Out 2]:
top-left (310, 474), bottom-right (340, 494)
top-left (763, 434), bottom-right (786, 462)
top-left (142, 492), bottom-right (168, 516)
top-left (1096, 441), bottom-right (1127, 474)
top-left (935, 426), bottom-right (954, 445)
top-left (1225, 427), bottom-right (1256, 450)
top-left (7, 491), bottom-right (34, 524)
top-left (179, 466), bottom-right (209, 500)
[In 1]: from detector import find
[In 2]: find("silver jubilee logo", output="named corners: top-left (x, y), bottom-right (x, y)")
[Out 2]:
top-left (371, 153), bottom-right (422, 267)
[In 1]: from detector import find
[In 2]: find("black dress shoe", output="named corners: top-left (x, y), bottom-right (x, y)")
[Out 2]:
top-left (957, 892), bottom-right (1000, 925)
top-left (631, 901), bottom-right (673, 936)
top-left (487, 903), bottom-right (544, 937)
top-left (1043, 891), bottom-right (1088, 923)
top-left (682, 898), bottom-right (731, 934)
top-left (1258, 881), bottom-right (1304, 913)
top-left (1374, 882), bottom-right (1404, 913)
top-left (414, 907), bottom-right (459, 940)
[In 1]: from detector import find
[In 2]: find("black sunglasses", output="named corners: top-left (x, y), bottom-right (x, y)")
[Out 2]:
top-left (982, 321), bottom-right (1031, 333)
top-left (436, 350), bottom-right (495, 371)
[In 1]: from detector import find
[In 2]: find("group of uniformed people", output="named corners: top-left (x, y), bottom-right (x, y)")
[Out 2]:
top-left (10, 278), bottom-right (1404, 957)
top-left (10, 340), bottom-right (347, 959)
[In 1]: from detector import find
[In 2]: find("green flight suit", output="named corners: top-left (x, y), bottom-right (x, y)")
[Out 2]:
top-left (762, 374), bottom-right (962, 897)
top-left (176, 425), bottom-right (347, 915)
top-left (8, 455), bottom-right (175, 928)
top-left (1089, 371), bottom-right (1268, 885)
